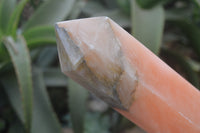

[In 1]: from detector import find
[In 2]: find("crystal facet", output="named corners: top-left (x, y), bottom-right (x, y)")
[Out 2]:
top-left (55, 17), bottom-right (137, 110)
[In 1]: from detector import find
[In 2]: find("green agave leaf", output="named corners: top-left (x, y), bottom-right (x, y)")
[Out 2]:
top-left (23, 26), bottom-right (56, 49)
top-left (0, 0), bottom-right (3, 34)
top-left (131, 0), bottom-right (164, 54)
top-left (3, 36), bottom-right (33, 132)
top-left (7, 0), bottom-right (28, 37)
top-left (68, 79), bottom-right (88, 133)
top-left (0, 0), bottom-right (16, 33)
top-left (31, 68), bottom-right (61, 133)
top-left (162, 47), bottom-right (200, 89)
top-left (1, 70), bottom-right (62, 133)
top-left (1, 76), bottom-right (24, 123)
top-left (136, 0), bottom-right (167, 9)
top-left (0, 41), bottom-right (11, 62)
top-left (194, 0), bottom-right (200, 7)
top-left (25, 38), bottom-right (56, 49)
top-left (23, 0), bottom-right (75, 31)
top-left (0, 0), bottom-right (17, 61)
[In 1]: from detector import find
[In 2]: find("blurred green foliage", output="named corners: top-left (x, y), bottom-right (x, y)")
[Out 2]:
top-left (0, 0), bottom-right (199, 133)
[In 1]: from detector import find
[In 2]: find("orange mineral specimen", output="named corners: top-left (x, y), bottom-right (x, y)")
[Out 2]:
top-left (55, 17), bottom-right (200, 133)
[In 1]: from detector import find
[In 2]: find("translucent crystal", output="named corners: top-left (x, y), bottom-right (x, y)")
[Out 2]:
top-left (55, 17), bottom-right (137, 110)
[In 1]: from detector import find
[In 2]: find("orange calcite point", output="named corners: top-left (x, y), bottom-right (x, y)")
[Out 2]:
top-left (55, 17), bottom-right (200, 132)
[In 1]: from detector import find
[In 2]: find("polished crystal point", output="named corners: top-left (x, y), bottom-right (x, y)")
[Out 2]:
top-left (56, 17), bottom-right (200, 132)
top-left (55, 17), bottom-right (137, 110)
